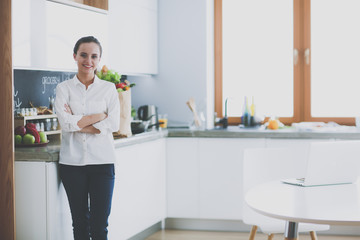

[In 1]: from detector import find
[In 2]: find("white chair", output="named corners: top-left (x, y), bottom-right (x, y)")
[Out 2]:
top-left (243, 147), bottom-right (330, 240)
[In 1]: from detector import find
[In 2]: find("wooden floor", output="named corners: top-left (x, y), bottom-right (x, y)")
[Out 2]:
top-left (146, 230), bottom-right (360, 240)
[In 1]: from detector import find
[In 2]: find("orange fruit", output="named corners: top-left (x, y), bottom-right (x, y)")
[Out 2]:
top-left (268, 119), bottom-right (279, 130)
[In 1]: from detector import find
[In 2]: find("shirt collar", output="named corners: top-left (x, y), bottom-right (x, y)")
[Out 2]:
top-left (73, 74), bottom-right (100, 87)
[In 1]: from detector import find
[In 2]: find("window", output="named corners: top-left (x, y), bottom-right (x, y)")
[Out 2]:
top-left (215, 0), bottom-right (359, 125)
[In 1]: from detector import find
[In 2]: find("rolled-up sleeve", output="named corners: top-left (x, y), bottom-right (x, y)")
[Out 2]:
top-left (93, 86), bottom-right (120, 135)
top-left (55, 84), bottom-right (83, 132)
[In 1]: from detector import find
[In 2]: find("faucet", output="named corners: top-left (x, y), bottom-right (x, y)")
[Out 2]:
top-left (216, 98), bottom-right (228, 129)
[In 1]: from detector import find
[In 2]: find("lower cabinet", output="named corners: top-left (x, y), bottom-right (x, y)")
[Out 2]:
top-left (109, 138), bottom-right (166, 240)
top-left (166, 137), bottom-right (266, 220)
top-left (15, 138), bottom-right (166, 240)
top-left (15, 161), bottom-right (72, 240)
top-left (15, 161), bottom-right (48, 240)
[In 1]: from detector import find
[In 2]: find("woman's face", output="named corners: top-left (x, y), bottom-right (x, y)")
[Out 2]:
top-left (73, 42), bottom-right (101, 75)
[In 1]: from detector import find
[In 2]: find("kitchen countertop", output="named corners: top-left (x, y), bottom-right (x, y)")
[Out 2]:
top-left (167, 125), bottom-right (360, 139)
top-left (15, 130), bottom-right (168, 162)
top-left (15, 126), bottom-right (360, 162)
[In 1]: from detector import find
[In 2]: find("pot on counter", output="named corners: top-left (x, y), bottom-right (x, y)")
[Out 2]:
top-left (131, 120), bottom-right (150, 134)
top-left (137, 105), bottom-right (159, 130)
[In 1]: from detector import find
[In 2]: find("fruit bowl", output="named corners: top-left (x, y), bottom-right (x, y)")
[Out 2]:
top-left (15, 140), bottom-right (49, 148)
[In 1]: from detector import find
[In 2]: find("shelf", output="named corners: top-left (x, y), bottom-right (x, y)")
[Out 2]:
top-left (15, 114), bottom-right (58, 120)
top-left (45, 130), bottom-right (61, 135)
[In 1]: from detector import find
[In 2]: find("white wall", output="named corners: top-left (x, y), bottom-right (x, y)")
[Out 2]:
top-left (130, 0), bottom-right (214, 128)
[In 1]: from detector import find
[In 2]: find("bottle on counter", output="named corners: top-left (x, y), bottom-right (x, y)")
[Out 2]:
top-left (242, 96), bottom-right (249, 126)
top-left (250, 96), bottom-right (255, 126)
top-left (49, 96), bottom-right (55, 112)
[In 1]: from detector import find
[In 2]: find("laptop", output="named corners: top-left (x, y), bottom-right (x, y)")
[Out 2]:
top-left (282, 141), bottom-right (360, 187)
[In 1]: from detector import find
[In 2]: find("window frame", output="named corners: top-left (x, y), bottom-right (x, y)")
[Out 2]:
top-left (214, 0), bottom-right (355, 126)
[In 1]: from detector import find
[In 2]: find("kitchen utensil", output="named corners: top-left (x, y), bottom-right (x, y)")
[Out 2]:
top-left (131, 120), bottom-right (150, 134)
top-left (137, 105), bottom-right (159, 130)
top-left (186, 98), bottom-right (201, 127)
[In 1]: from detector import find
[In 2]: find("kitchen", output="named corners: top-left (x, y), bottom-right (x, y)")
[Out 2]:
top-left (1, 0), bottom-right (360, 240)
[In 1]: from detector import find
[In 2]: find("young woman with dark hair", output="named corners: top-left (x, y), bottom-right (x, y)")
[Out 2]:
top-left (55, 36), bottom-right (120, 240)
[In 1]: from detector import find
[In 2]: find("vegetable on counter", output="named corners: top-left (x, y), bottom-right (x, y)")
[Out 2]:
top-left (97, 65), bottom-right (135, 92)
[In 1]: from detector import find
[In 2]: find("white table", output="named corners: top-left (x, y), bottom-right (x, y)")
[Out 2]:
top-left (245, 181), bottom-right (360, 240)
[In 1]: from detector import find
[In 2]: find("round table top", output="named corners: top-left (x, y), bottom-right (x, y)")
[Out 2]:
top-left (245, 180), bottom-right (360, 226)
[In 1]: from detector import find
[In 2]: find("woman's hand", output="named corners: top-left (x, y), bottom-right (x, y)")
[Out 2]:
top-left (64, 104), bottom-right (73, 114)
top-left (77, 112), bottom-right (108, 129)
top-left (79, 125), bottom-right (100, 134)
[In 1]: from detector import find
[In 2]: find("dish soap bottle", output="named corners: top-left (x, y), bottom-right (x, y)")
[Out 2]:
top-left (250, 96), bottom-right (255, 126)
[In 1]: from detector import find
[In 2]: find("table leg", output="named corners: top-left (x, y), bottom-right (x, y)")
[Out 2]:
top-left (284, 221), bottom-right (298, 240)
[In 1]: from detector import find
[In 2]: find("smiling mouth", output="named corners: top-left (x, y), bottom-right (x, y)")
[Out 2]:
top-left (83, 64), bottom-right (93, 69)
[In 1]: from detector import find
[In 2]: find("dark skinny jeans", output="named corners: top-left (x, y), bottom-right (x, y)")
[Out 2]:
top-left (60, 164), bottom-right (115, 240)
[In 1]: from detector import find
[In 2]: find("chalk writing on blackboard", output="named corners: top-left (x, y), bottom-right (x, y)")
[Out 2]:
top-left (14, 69), bottom-right (76, 109)
top-left (42, 76), bottom-right (61, 94)
top-left (14, 90), bottom-right (22, 109)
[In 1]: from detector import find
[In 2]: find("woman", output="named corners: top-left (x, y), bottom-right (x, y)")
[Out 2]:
top-left (55, 36), bottom-right (120, 240)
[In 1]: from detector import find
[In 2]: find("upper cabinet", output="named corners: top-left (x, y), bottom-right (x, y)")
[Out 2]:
top-left (12, 0), bottom-right (157, 75)
top-left (108, 0), bottom-right (158, 75)
top-left (12, 0), bottom-right (108, 70)
top-left (45, 1), bottom-right (109, 70)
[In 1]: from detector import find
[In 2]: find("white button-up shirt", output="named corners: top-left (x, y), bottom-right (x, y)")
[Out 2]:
top-left (55, 75), bottom-right (120, 166)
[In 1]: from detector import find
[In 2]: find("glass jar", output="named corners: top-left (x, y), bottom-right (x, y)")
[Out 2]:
top-left (45, 119), bottom-right (52, 131)
top-left (35, 121), bottom-right (41, 132)
top-left (51, 118), bottom-right (58, 131)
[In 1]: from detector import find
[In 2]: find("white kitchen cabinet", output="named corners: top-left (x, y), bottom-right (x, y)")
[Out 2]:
top-left (12, 0), bottom-right (44, 68)
top-left (12, 0), bottom-right (108, 70)
top-left (265, 138), bottom-right (334, 148)
top-left (15, 161), bottom-right (72, 240)
top-left (166, 137), bottom-right (266, 220)
top-left (45, 1), bottom-right (109, 70)
top-left (15, 162), bottom-right (47, 240)
top-left (198, 138), bottom-right (266, 220)
top-left (109, 138), bottom-right (166, 240)
top-left (166, 138), bottom-right (199, 218)
top-left (108, 0), bottom-right (158, 74)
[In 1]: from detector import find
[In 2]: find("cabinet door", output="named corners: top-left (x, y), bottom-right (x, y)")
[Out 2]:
top-left (45, 1), bottom-right (109, 70)
top-left (13, 0), bottom-right (108, 70)
top-left (198, 138), bottom-right (266, 220)
top-left (15, 162), bottom-right (47, 240)
top-left (166, 138), bottom-right (199, 218)
top-left (108, 0), bottom-right (158, 74)
top-left (109, 139), bottom-right (166, 239)
top-left (12, 0), bottom-right (45, 67)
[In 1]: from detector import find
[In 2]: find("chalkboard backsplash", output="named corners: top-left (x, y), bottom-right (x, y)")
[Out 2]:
top-left (13, 69), bottom-right (76, 111)
top-left (14, 69), bottom-right (128, 114)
